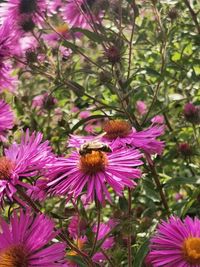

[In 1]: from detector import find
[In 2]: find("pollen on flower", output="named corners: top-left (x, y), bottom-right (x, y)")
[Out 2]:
top-left (19, 0), bottom-right (37, 14)
top-left (68, 238), bottom-right (85, 256)
top-left (0, 245), bottom-right (28, 267)
top-left (0, 157), bottom-right (14, 180)
top-left (80, 151), bottom-right (108, 174)
top-left (55, 24), bottom-right (69, 34)
top-left (183, 237), bottom-right (200, 264)
top-left (103, 120), bottom-right (132, 139)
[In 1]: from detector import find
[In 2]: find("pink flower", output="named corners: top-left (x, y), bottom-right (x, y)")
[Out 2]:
top-left (71, 106), bottom-right (80, 113)
top-left (0, 22), bottom-right (19, 92)
top-left (0, 209), bottom-right (66, 266)
top-left (149, 216), bottom-right (200, 266)
top-left (0, 99), bottom-right (14, 142)
top-left (48, 0), bottom-right (62, 15)
top-left (47, 146), bottom-right (142, 204)
top-left (102, 120), bottom-right (165, 155)
top-left (61, 0), bottom-right (102, 29)
top-left (0, 130), bottom-right (53, 206)
top-left (27, 177), bottom-right (48, 201)
top-left (92, 221), bottom-right (116, 263)
top-left (43, 24), bottom-right (77, 48)
top-left (136, 101), bottom-right (147, 116)
top-left (79, 110), bottom-right (91, 119)
top-left (68, 214), bottom-right (87, 239)
top-left (0, 62), bottom-right (18, 93)
top-left (32, 92), bottom-right (57, 110)
top-left (0, 0), bottom-right (47, 31)
top-left (151, 115), bottom-right (165, 125)
top-left (173, 193), bottom-right (183, 201)
top-left (67, 216), bottom-right (116, 265)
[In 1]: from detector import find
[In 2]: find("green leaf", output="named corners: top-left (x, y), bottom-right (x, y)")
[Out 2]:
top-left (65, 81), bottom-right (85, 96)
top-left (62, 40), bottom-right (79, 52)
top-left (134, 239), bottom-right (149, 267)
top-left (71, 28), bottom-right (107, 43)
top-left (164, 177), bottom-right (200, 188)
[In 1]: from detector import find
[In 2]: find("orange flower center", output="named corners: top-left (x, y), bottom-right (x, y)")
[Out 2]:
top-left (103, 120), bottom-right (132, 139)
top-left (183, 237), bottom-right (200, 264)
top-left (0, 157), bottom-right (14, 180)
top-left (55, 24), bottom-right (69, 35)
top-left (68, 238), bottom-right (85, 256)
top-left (80, 151), bottom-right (108, 174)
top-left (0, 245), bottom-right (28, 267)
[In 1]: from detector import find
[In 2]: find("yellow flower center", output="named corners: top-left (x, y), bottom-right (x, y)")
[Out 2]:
top-left (103, 119), bottom-right (132, 140)
top-left (55, 24), bottom-right (69, 34)
top-left (68, 238), bottom-right (85, 256)
top-left (183, 237), bottom-right (200, 264)
top-left (80, 151), bottom-right (108, 174)
top-left (0, 157), bottom-right (14, 180)
top-left (0, 245), bottom-right (28, 267)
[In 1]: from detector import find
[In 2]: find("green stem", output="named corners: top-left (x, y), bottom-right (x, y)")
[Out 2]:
top-left (90, 200), bottom-right (101, 256)
top-left (128, 188), bottom-right (132, 267)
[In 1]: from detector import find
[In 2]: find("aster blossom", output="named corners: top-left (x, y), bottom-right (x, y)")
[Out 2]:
top-left (0, 129), bottom-right (53, 206)
top-left (149, 216), bottom-right (200, 267)
top-left (69, 119), bottom-right (165, 155)
top-left (0, 0), bottom-right (47, 32)
top-left (62, 0), bottom-right (102, 29)
top-left (102, 120), bottom-right (165, 155)
top-left (0, 209), bottom-right (66, 266)
top-left (0, 99), bottom-right (14, 142)
top-left (0, 22), bottom-right (19, 92)
top-left (66, 215), bottom-right (116, 266)
top-left (47, 146), bottom-right (143, 204)
top-left (92, 220), bottom-right (116, 264)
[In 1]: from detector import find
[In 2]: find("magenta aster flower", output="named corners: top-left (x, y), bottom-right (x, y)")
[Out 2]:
top-left (0, 0), bottom-right (47, 31)
top-left (0, 62), bottom-right (18, 93)
top-left (0, 99), bottom-right (14, 142)
top-left (67, 215), bottom-right (116, 266)
top-left (102, 120), bottom-right (165, 155)
top-left (48, 0), bottom-right (62, 15)
top-left (0, 209), bottom-right (66, 266)
top-left (68, 214), bottom-right (87, 239)
top-left (92, 221), bottom-right (116, 263)
top-left (0, 129), bottom-right (53, 206)
top-left (69, 119), bottom-right (165, 155)
top-left (149, 216), bottom-right (200, 267)
top-left (136, 100), bottom-right (147, 116)
top-left (47, 147), bottom-right (142, 203)
top-left (32, 92), bottom-right (57, 111)
top-left (0, 22), bottom-right (19, 92)
top-left (62, 0), bottom-right (102, 29)
top-left (27, 177), bottom-right (48, 201)
top-left (151, 115), bottom-right (165, 125)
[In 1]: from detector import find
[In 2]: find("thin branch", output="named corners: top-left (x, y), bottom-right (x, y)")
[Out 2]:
top-left (183, 0), bottom-right (200, 34)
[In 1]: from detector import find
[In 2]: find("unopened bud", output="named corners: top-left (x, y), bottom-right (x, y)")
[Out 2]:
top-left (184, 103), bottom-right (200, 124)
top-left (178, 142), bottom-right (192, 157)
top-left (105, 46), bottom-right (121, 64)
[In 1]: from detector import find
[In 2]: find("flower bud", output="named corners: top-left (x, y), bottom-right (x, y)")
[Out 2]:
top-left (168, 8), bottom-right (179, 21)
top-left (104, 46), bottom-right (121, 64)
top-left (184, 103), bottom-right (200, 124)
top-left (178, 142), bottom-right (192, 157)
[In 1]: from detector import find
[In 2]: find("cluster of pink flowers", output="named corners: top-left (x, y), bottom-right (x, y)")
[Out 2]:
top-left (67, 214), bottom-right (117, 266)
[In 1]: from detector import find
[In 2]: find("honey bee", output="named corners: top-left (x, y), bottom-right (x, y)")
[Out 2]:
top-left (79, 140), bottom-right (112, 156)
